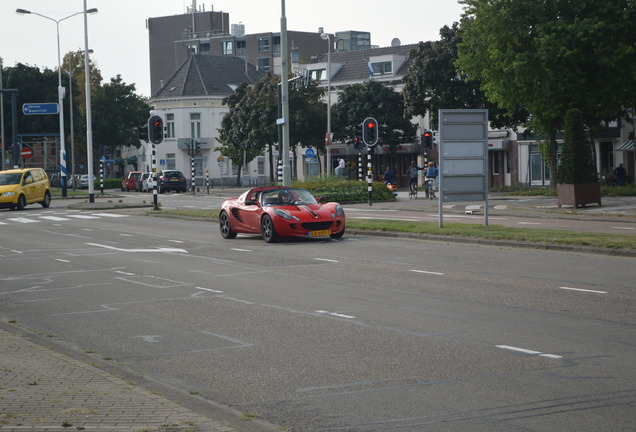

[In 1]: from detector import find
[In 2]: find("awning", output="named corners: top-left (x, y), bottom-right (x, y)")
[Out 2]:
top-left (617, 140), bottom-right (634, 151)
top-left (126, 155), bottom-right (138, 164)
top-left (114, 157), bottom-right (124, 165)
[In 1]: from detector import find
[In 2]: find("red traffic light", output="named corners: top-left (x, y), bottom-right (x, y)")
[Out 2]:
top-left (367, 122), bottom-right (376, 128)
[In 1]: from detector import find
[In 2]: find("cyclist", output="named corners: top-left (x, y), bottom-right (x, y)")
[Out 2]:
top-left (424, 161), bottom-right (438, 198)
top-left (405, 161), bottom-right (423, 196)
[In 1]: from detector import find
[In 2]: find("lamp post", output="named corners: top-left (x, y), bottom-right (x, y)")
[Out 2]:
top-left (84, 0), bottom-right (97, 203)
top-left (280, 0), bottom-right (291, 186)
top-left (320, 32), bottom-right (332, 176)
top-left (16, 7), bottom-right (98, 197)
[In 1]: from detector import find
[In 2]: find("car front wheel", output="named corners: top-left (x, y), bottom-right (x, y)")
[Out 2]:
top-left (261, 215), bottom-right (279, 243)
top-left (219, 211), bottom-right (237, 239)
top-left (40, 191), bottom-right (51, 208)
top-left (15, 195), bottom-right (26, 211)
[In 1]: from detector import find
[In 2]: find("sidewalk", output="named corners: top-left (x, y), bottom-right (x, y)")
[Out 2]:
top-left (0, 323), bottom-right (246, 432)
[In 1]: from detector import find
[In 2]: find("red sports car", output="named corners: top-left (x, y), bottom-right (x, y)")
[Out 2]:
top-left (219, 186), bottom-right (345, 243)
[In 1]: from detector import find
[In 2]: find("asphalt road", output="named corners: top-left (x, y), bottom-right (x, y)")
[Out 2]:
top-left (0, 203), bottom-right (634, 431)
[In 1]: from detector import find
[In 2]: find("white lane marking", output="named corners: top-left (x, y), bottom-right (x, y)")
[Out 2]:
top-left (115, 271), bottom-right (136, 276)
top-left (11, 250), bottom-right (23, 254)
top-left (86, 243), bottom-right (188, 254)
top-left (496, 345), bottom-right (562, 359)
top-left (169, 240), bottom-right (185, 243)
top-left (612, 226), bottom-right (635, 230)
top-left (0, 221), bottom-right (7, 225)
top-left (55, 259), bottom-right (71, 263)
top-left (8, 218), bottom-right (39, 224)
top-left (315, 258), bottom-right (339, 263)
top-left (67, 214), bottom-right (100, 219)
top-left (120, 233), bottom-right (133, 237)
top-left (90, 213), bottom-right (129, 217)
top-left (316, 310), bottom-right (356, 319)
top-left (411, 269), bottom-right (445, 275)
top-left (195, 287), bottom-right (224, 293)
top-left (39, 216), bottom-right (71, 221)
top-left (559, 286), bottom-right (607, 294)
top-left (231, 248), bottom-right (252, 252)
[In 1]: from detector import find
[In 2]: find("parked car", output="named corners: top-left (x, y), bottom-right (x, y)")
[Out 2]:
top-left (141, 173), bottom-right (157, 192)
top-left (0, 168), bottom-right (51, 210)
top-left (219, 186), bottom-right (345, 243)
top-left (121, 171), bottom-right (143, 192)
top-left (136, 172), bottom-right (150, 192)
top-left (157, 170), bottom-right (187, 193)
top-left (79, 174), bottom-right (96, 189)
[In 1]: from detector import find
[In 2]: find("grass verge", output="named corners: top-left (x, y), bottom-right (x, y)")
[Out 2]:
top-left (146, 208), bottom-right (636, 251)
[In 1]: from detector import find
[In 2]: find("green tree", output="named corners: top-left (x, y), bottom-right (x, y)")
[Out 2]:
top-left (91, 75), bottom-right (150, 157)
top-left (332, 80), bottom-right (416, 161)
top-left (218, 73), bottom-right (327, 183)
top-left (457, 0), bottom-right (636, 186)
top-left (403, 23), bottom-right (528, 129)
top-left (557, 108), bottom-right (598, 184)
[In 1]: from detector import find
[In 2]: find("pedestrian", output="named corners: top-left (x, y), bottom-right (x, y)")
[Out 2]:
top-left (613, 163), bottom-right (627, 186)
top-left (335, 157), bottom-right (346, 177)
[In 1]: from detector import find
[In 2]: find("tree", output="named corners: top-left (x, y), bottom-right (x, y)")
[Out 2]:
top-left (218, 73), bottom-right (328, 183)
top-left (557, 109), bottom-right (597, 184)
top-left (457, 0), bottom-right (636, 187)
top-left (403, 23), bottom-right (528, 129)
top-left (332, 80), bottom-right (416, 162)
top-left (91, 75), bottom-right (150, 157)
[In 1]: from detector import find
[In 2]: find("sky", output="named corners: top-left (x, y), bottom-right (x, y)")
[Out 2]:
top-left (1, 1), bottom-right (465, 97)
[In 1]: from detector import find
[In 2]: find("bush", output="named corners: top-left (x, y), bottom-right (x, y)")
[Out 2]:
top-left (294, 177), bottom-right (395, 202)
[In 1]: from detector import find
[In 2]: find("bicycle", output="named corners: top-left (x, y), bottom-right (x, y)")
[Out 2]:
top-left (409, 181), bottom-right (418, 199)
top-left (424, 179), bottom-right (436, 199)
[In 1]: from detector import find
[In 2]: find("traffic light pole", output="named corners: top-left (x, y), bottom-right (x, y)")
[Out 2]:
top-left (152, 144), bottom-right (158, 210)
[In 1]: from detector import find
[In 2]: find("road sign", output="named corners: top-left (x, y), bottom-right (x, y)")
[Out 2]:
top-left (305, 148), bottom-right (315, 158)
top-left (20, 147), bottom-right (33, 159)
top-left (22, 103), bottom-right (59, 115)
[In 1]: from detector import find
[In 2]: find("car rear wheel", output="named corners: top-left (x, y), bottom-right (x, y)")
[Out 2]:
top-left (261, 215), bottom-right (279, 243)
top-left (219, 211), bottom-right (237, 239)
top-left (40, 191), bottom-right (51, 208)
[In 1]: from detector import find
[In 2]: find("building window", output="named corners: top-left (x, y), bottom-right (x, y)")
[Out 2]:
top-left (371, 61), bottom-right (392, 76)
top-left (166, 153), bottom-right (176, 170)
top-left (258, 57), bottom-right (270, 71)
top-left (190, 113), bottom-right (201, 139)
top-left (236, 40), bottom-right (246, 57)
top-left (166, 113), bottom-right (175, 138)
top-left (309, 69), bottom-right (326, 81)
top-left (258, 157), bottom-right (265, 175)
top-left (222, 40), bottom-right (233, 55)
top-left (492, 151), bottom-right (500, 175)
top-left (258, 37), bottom-right (270, 52)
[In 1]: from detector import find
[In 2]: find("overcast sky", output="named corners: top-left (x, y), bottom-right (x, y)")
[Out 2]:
top-left (1, 1), bottom-right (465, 97)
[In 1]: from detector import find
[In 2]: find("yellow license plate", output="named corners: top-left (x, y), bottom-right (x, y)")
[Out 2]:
top-left (309, 229), bottom-right (331, 237)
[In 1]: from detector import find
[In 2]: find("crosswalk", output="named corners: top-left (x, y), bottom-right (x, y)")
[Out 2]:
top-left (0, 212), bottom-right (129, 226)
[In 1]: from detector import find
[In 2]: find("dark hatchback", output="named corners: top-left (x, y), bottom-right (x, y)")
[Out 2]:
top-left (157, 170), bottom-right (187, 193)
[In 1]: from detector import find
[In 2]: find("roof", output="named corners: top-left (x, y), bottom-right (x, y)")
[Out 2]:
top-left (311, 44), bottom-right (418, 84)
top-left (151, 54), bottom-right (266, 99)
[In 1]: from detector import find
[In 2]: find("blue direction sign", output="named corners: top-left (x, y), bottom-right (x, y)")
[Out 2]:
top-left (22, 103), bottom-right (59, 115)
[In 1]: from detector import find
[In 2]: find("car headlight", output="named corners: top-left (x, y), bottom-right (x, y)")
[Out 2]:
top-left (275, 208), bottom-right (300, 221)
top-left (4, 191), bottom-right (15, 197)
top-left (335, 205), bottom-right (344, 217)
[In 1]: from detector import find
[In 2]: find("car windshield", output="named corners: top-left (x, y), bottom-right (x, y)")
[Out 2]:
top-left (0, 173), bottom-right (22, 185)
top-left (260, 188), bottom-right (317, 206)
top-left (164, 171), bottom-right (184, 178)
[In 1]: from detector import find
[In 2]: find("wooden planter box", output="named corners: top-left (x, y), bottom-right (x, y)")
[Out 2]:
top-left (557, 183), bottom-right (602, 208)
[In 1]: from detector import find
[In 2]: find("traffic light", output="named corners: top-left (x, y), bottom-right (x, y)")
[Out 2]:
top-left (138, 124), bottom-right (149, 142)
top-left (353, 124), bottom-right (363, 150)
top-left (148, 115), bottom-right (164, 144)
top-left (362, 117), bottom-right (378, 146)
top-left (195, 140), bottom-right (201, 155)
top-left (422, 130), bottom-right (433, 149)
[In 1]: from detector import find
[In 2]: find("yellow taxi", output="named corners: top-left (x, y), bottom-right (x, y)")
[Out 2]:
top-left (0, 168), bottom-right (52, 210)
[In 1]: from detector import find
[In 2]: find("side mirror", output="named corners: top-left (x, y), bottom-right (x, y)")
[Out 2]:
top-left (244, 200), bottom-right (256, 206)
top-left (315, 197), bottom-right (322, 203)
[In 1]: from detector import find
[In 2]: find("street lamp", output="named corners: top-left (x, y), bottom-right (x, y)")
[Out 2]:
top-left (320, 32), bottom-right (332, 176)
top-left (84, 0), bottom-right (98, 203)
top-left (16, 7), bottom-right (98, 197)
